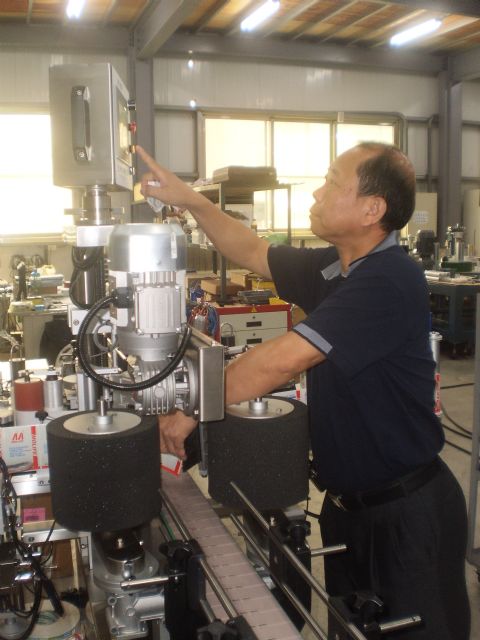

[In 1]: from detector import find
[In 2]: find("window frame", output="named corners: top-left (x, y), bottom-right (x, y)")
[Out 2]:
top-left (200, 109), bottom-right (402, 235)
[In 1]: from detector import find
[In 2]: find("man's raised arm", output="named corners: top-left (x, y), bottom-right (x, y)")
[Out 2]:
top-left (137, 146), bottom-right (272, 279)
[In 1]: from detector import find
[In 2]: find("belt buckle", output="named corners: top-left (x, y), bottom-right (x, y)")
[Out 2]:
top-left (329, 493), bottom-right (347, 511)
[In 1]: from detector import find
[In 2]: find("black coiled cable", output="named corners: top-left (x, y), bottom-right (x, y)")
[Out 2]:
top-left (77, 294), bottom-right (192, 392)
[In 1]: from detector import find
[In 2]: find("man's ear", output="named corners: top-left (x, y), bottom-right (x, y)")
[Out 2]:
top-left (363, 196), bottom-right (387, 227)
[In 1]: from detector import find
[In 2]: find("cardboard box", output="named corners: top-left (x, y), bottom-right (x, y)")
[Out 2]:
top-left (200, 278), bottom-right (245, 296)
top-left (21, 494), bottom-right (73, 578)
top-left (0, 424), bottom-right (49, 473)
top-left (228, 270), bottom-right (277, 294)
top-left (228, 269), bottom-right (254, 288)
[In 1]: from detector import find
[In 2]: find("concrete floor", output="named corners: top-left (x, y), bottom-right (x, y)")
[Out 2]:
top-left (300, 348), bottom-right (479, 639)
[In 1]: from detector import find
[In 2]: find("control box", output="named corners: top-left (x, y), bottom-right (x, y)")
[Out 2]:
top-left (215, 303), bottom-right (291, 346)
top-left (49, 63), bottom-right (133, 190)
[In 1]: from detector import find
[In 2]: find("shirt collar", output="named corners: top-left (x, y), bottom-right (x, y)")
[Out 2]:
top-left (321, 231), bottom-right (398, 281)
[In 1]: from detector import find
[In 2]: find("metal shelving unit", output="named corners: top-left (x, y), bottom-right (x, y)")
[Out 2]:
top-left (193, 179), bottom-right (292, 303)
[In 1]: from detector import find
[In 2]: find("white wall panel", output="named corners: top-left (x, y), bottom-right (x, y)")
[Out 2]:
top-left (0, 49), bottom-right (127, 104)
top-left (154, 58), bottom-right (438, 117)
top-left (155, 111), bottom-right (196, 174)
top-left (462, 80), bottom-right (480, 121)
top-left (462, 127), bottom-right (480, 178)
top-left (407, 123), bottom-right (428, 176)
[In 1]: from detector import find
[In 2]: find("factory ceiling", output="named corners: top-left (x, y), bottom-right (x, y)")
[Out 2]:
top-left (1, 0), bottom-right (480, 77)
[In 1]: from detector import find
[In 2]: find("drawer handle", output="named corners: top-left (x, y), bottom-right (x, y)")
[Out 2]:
top-left (246, 338), bottom-right (262, 344)
top-left (246, 321), bottom-right (262, 327)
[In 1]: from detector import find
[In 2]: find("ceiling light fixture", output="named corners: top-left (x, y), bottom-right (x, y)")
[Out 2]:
top-left (240, 0), bottom-right (280, 32)
top-left (390, 18), bottom-right (441, 46)
top-left (66, 0), bottom-right (86, 19)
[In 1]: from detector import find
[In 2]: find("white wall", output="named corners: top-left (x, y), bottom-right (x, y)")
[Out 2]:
top-left (0, 48), bottom-right (128, 104)
top-left (153, 57), bottom-right (442, 177)
top-left (153, 58), bottom-right (438, 115)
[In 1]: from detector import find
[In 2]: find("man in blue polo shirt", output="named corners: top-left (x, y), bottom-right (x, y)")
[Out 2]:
top-left (138, 142), bottom-right (470, 639)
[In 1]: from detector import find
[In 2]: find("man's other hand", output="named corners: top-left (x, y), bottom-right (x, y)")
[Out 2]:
top-left (158, 410), bottom-right (199, 460)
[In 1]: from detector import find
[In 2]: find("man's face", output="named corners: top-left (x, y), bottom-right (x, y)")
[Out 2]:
top-left (309, 147), bottom-right (375, 242)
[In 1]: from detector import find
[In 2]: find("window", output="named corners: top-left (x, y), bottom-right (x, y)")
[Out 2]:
top-left (204, 114), bottom-right (397, 233)
top-left (273, 121), bottom-right (330, 229)
top-left (336, 123), bottom-right (395, 155)
top-left (205, 118), bottom-right (268, 176)
top-left (0, 114), bottom-right (72, 237)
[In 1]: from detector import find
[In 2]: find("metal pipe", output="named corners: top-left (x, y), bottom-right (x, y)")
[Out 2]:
top-left (230, 482), bottom-right (368, 640)
top-left (310, 544), bottom-right (347, 558)
top-left (379, 616), bottom-right (422, 633)
top-left (282, 583), bottom-right (328, 640)
top-left (120, 576), bottom-right (169, 591)
top-left (198, 598), bottom-right (216, 624)
top-left (160, 489), bottom-right (239, 620)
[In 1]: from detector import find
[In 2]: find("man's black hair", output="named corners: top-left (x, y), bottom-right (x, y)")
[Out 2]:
top-left (356, 142), bottom-right (416, 232)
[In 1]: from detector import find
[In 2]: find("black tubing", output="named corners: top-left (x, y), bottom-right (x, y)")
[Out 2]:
top-left (77, 294), bottom-right (192, 392)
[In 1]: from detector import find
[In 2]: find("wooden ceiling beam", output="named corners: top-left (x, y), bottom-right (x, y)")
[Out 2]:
top-left (319, 4), bottom-right (389, 44)
top-left (423, 21), bottom-right (480, 52)
top-left (191, 0), bottom-right (229, 33)
top-left (226, 0), bottom-right (272, 37)
top-left (261, 0), bottom-right (321, 37)
top-left (347, 7), bottom-right (425, 46)
top-left (369, 11), bottom-right (469, 49)
top-left (389, 0), bottom-right (480, 19)
top-left (289, 0), bottom-right (359, 41)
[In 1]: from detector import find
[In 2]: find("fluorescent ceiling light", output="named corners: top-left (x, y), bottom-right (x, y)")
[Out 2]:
top-left (66, 0), bottom-right (86, 19)
top-left (390, 18), bottom-right (441, 46)
top-left (241, 0), bottom-right (280, 32)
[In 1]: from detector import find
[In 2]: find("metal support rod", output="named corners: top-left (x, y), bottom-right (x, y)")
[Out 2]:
top-left (198, 598), bottom-right (216, 624)
top-left (230, 482), bottom-right (368, 640)
top-left (230, 514), bottom-right (327, 640)
top-left (282, 583), bottom-right (328, 640)
top-left (310, 544), bottom-right (347, 558)
top-left (379, 616), bottom-right (423, 633)
top-left (159, 489), bottom-right (239, 620)
top-left (120, 576), bottom-right (169, 591)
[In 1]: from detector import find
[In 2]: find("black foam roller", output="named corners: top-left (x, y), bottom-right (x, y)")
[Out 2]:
top-left (207, 397), bottom-right (309, 510)
top-left (47, 411), bottom-right (160, 532)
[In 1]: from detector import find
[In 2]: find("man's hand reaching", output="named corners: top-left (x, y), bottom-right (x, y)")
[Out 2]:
top-left (158, 410), bottom-right (199, 460)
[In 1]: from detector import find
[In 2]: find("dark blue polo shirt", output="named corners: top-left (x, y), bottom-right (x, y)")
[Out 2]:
top-left (268, 233), bottom-right (444, 493)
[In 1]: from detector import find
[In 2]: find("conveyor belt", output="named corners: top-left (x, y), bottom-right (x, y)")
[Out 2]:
top-left (162, 472), bottom-right (303, 640)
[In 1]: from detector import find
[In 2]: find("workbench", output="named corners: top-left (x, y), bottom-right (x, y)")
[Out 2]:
top-left (428, 279), bottom-right (480, 353)
top-left (8, 303), bottom-right (68, 359)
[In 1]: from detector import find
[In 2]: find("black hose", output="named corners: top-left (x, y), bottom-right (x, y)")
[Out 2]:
top-left (71, 246), bottom-right (103, 270)
top-left (69, 247), bottom-right (106, 310)
top-left (444, 439), bottom-right (471, 456)
top-left (77, 294), bottom-right (192, 392)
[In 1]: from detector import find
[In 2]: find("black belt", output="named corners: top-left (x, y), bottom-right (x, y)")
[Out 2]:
top-left (326, 457), bottom-right (442, 511)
